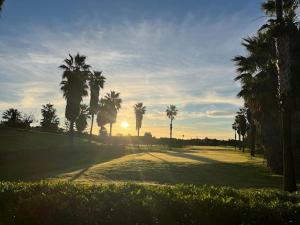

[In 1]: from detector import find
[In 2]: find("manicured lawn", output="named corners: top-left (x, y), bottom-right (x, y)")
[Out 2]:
top-left (0, 128), bottom-right (282, 188)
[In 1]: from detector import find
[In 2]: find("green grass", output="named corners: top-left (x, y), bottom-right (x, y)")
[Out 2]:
top-left (0, 127), bottom-right (283, 188)
top-left (0, 182), bottom-right (299, 225)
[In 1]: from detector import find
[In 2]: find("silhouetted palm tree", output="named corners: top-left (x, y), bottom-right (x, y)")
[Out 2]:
top-left (2, 108), bottom-right (22, 127)
top-left (232, 122), bottom-right (237, 150)
top-left (134, 103), bottom-right (146, 137)
top-left (40, 103), bottom-right (59, 132)
top-left (88, 71), bottom-right (105, 138)
top-left (166, 105), bottom-right (178, 139)
top-left (237, 108), bottom-right (248, 153)
top-left (59, 53), bottom-right (90, 143)
top-left (104, 91), bottom-right (122, 136)
top-left (76, 104), bottom-right (90, 134)
top-left (262, 0), bottom-right (298, 192)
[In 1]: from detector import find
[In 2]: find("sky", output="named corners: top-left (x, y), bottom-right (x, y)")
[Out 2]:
top-left (0, 0), bottom-right (265, 139)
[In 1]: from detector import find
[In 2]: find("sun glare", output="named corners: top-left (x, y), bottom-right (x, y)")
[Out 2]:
top-left (121, 121), bottom-right (129, 129)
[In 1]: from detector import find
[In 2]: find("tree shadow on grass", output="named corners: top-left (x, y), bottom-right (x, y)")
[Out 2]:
top-left (0, 142), bottom-right (128, 181)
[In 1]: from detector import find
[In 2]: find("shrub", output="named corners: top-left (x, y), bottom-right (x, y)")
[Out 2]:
top-left (0, 182), bottom-right (299, 225)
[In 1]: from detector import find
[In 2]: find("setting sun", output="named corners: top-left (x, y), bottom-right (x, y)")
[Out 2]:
top-left (121, 121), bottom-right (129, 129)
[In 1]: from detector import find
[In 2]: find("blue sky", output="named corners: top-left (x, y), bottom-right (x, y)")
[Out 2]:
top-left (0, 0), bottom-right (265, 139)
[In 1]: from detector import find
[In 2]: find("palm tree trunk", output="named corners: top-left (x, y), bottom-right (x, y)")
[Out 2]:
top-left (275, 0), bottom-right (297, 192)
top-left (170, 120), bottom-right (173, 139)
top-left (250, 125), bottom-right (255, 157)
top-left (238, 133), bottom-right (241, 150)
top-left (89, 114), bottom-right (94, 140)
top-left (242, 135), bottom-right (245, 152)
top-left (137, 128), bottom-right (140, 137)
top-left (234, 130), bottom-right (237, 150)
top-left (109, 123), bottom-right (112, 137)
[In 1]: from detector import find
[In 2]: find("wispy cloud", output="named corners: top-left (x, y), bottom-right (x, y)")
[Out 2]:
top-left (0, 8), bottom-right (261, 138)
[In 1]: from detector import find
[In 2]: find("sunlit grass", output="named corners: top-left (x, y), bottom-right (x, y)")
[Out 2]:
top-left (0, 127), bottom-right (283, 189)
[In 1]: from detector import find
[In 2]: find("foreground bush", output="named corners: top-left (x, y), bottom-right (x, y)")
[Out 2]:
top-left (0, 182), bottom-right (299, 225)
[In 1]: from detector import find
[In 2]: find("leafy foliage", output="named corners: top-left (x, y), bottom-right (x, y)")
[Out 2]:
top-left (40, 104), bottom-right (59, 132)
top-left (75, 104), bottom-right (90, 133)
top-left (0, 182), bottom-right (299, 225)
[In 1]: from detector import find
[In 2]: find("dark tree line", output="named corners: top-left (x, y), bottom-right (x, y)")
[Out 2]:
top-left (233, 0), bottom-right (300, 192)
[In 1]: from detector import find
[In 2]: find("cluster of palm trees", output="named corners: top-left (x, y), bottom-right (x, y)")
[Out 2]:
top-left (59, 53), bottom-right (179, 141)
top-left (233, 0), bottom-right (300, 192)
top-left (59, 54), bottom-right (122, 141)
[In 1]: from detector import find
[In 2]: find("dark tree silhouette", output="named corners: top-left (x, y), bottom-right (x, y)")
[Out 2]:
top-left (76, 104), bottom-right (90, 133)
top-left (0, 0), bottom-right (5, 12)
top-left (88, 71), bottom-right (105, 138)
top-left (236, 108), bottom-right (248, 152)
top-left (274, 0), bottom-right (297, 192)
top-left (2, 108), bottom-right (22, 127)
top-left (232, 122), bottom-right (237, 150)
top-left (40, 103), bottom-right (59, 132)
top-left (103, 91), bottom-right (122, 136)
top-left (134, 103), bottom-right (146, 137)
top-left (97, 99), bottom-right (111, 138)
top-left (59, 53), bottom-right (90, 143)
top-left (166, 105), bottom-right (178, 139)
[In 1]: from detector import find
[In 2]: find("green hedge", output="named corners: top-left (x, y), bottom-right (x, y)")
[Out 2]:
top-left (0, 182), bottom-right (299, 225)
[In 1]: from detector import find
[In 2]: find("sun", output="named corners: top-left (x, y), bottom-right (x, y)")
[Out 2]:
top-left (121, 121), bottom-right (129, 129)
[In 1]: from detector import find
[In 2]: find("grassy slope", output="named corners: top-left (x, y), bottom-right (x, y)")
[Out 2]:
top-left (0, 127), bottom-right (283, 188)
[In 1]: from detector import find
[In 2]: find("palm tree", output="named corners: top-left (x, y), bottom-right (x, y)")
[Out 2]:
top-left (103, 91), bottom-right (122, 136)
top-left (261, 0), bottom-right (298, 192)
top-left (40, 103), bottom-right (59, 132)
top-left (2, 108), bottom-right (22, 127)
top-left (237, 108), bottom-right (248, 153)
top-left (166, 105), bottom-right (178, 139)
top-left (76, 104), bottom-right (90, 134)
top-left (134, 103), bottom-right (146, 137)
top-left (88, 71), bottom-right (105, 138)
top-left (234, 115), bottom-right (242, 150)
top-left (59, 53), bottom-right (90, 143)
top-left (232, 122), bottom-right (237, 150)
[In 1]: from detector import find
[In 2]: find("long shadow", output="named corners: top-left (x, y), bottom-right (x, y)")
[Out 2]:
top-left (164, 149), bottom-right (220, 164)
top-left (0, 142), bottom-right (129, 181)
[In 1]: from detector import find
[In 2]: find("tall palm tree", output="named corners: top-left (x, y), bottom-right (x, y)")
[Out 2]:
top-left (274, 0), bottom-right (297, 192)
top-left (166, 105), bottom-right (178, 139)
top-left (261, 0), bottom-right (298, 192)
top-left (237, 108), bottom-right (248, 153)
top-left (59, 53), bottom-right (90, 143)
top-left (134, 103), bottom-right (146, 137)
top-left (104, 91), bottom-right (122, 136)
top-left (232, 122), bottom-right (237, 150)
top-left (88, 71), bottom-right (105, 138)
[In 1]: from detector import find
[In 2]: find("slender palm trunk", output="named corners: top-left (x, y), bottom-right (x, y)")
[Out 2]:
top-left (275, 0), bottom-right (297, 192)
top-left (250, 125), bottom-right (256, 157)
top-left (242, 135), bottom-right (245, 153)
top-left (109, 123), bottom-right (112, 137)
top-left (137, 128), bottom-right (140, 137)
top-left (282, 97), bottom-right (297, 192)
top-left (89, 114), bottom-right (94, 139)
top-left (234, 130), bottom-right (237, 150)
top-left (170, 119), bottom-right (173, 139)
top-left (238, 133), bottom-right (241, 150)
